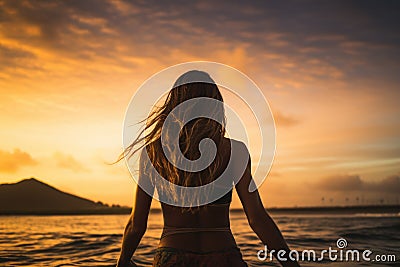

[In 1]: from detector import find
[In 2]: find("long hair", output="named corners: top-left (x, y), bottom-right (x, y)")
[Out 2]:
top-left (116, 70), bottom-right (226, 209)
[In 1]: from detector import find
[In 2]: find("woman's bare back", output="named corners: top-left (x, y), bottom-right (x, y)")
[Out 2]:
top-left (159, 137), bottom-right (237, 252)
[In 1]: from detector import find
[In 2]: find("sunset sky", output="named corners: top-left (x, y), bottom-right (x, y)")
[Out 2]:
top-left (1, 0), bottom-right (399, 208)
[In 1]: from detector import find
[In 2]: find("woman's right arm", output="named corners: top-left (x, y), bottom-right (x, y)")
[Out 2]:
top-left (233, 141), bottom-right (300, 267)
top-left (116, 148), bottom-right (154, 267)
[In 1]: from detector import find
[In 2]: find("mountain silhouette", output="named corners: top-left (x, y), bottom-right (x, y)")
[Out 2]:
top-left (0, 177), bottom-right (131, 215)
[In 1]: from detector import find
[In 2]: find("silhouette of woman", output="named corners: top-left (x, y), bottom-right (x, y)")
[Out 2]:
top-left (116, 70), bottom-right (300, 267)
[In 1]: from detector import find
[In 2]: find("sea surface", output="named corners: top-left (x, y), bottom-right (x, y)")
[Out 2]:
top-left (0, 211), bottom-right (399, 266)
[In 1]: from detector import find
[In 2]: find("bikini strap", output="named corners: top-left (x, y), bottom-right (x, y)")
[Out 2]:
top-left (161, 226), bottom-right (231, 239)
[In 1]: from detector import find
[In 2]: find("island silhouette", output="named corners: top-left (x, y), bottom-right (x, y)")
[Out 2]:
top-left (0, 177), bottom-right (131, 215)
top-left (0, 178), bottom-right (398, 216)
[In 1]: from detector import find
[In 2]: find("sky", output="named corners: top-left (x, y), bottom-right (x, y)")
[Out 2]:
top-left (0, 0), bottom-right (399, 208)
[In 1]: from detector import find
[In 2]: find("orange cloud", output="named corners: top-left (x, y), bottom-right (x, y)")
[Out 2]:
top-left (0, 148), bottom-right (37, 173)
top-left (53, 152), bottom-right (90, 173)
top-left (315, 174), bottom-right (400, 194)
top-left (273, 110), bottom-right (300, 127)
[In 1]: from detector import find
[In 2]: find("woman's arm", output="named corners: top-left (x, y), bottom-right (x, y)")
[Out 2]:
top-left (117, 149), bottom-right (154, 267)
top-left (234, 141), bottom-right (300, 267)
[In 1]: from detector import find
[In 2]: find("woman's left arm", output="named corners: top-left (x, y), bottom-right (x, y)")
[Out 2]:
top-left (117, 150), bottom-right (154, 267)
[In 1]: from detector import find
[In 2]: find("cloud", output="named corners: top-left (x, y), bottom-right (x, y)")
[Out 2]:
top-left (1, 0), bottom-right (399, 91)
top-left (0, 148), bottom-right (38, 173)
top-left (315, 174), bottom-right (363, 191)
top-left (368, 175), bottom-right (400, 194)
top-left (53, 152), bottom-right (90, 173)
top-left (315, 174), bottom-right (400, 194)
top-left (273, 111), bottom-right (300, 127)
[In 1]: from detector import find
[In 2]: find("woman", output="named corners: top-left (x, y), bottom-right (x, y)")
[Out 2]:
top-left (116, 70), bottom-right (300, 267)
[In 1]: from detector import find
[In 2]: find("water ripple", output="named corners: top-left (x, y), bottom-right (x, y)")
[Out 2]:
top-left (0, 214), bottom-right (399, 266)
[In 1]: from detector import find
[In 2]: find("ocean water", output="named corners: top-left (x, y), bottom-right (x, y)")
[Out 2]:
top-left (0, 212), bottom-right (399, 267)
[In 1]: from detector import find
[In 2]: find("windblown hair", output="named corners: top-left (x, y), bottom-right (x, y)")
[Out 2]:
top-left (116, 70), bottom-right (227, 209)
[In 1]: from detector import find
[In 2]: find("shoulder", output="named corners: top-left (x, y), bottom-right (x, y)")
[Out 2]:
top-left (222, 138), bottom-right (250, 165)
top-left (222, 137), bottom-right (249, 154)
